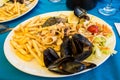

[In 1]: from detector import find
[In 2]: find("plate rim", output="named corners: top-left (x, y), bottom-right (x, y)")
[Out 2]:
top-left (4, 11), bottom-right (116, 78)
top-left (0, 0), bottom-right (38, 23)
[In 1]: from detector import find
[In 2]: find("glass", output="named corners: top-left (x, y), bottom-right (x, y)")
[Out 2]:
top-left (98, 0), bottom-right (117, 16)
top-left (49, 0), bottom-right (61, 3)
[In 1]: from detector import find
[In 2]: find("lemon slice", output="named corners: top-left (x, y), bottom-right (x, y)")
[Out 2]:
top-left (68, 12), bottom-right (79, 24)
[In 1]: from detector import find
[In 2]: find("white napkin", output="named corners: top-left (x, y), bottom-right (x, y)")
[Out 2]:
top-left (114, 23), bottom-right (120, 36)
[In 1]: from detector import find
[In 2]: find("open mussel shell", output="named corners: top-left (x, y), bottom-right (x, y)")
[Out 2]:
top-left (48, 57), bottom-right (75, 74)
top-left (43, 47), bottom-right (59, 67)
top-left (60, 34), bottom-right (93, 61)
top-left (80, 62), bottom-right (96, 69)
top-left (74, 7), bottom-right (90, 20)
top-left (72, 34), bottom-right (93, 61)
top-left (60, 36), bottom-right (77, 57)
top-left (48, 57), bottom-right (76, 74)
top-left (43, 34), bottom-right (96, 74)
top-left (48, 56), bottom-right (96, 74)
top-left (72, 34), bottom-right (93, 47)
top-left (74, 7), bottom-right (87, 18)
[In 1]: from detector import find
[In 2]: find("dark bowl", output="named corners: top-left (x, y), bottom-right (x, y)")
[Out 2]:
top-left (66, 0), bottom-right (98, 10)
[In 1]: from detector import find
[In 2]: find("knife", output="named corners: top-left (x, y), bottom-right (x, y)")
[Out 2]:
top-left (0, 24), bottom-right (13, 34)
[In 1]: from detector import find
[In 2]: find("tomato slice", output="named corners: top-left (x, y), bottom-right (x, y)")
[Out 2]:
top-left (87, 25), bottom-right (99, 34)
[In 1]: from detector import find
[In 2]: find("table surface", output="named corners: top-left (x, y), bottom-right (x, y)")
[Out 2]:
top-left (0, 0), bottom-right (120, 80)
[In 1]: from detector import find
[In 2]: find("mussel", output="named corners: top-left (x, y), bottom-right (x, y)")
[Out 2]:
top-left (74, 7), bottom-right (90, 20)
top-left (60, 36), bottom-right (77, 57)
top-left (60, 34), bottom-right (93, 61)
top-left (43, 47), bottom-right (59, 67)
top-left (43, 34), bottom-right (96, 74)
top-left (72, 34), bottom-right (93, 61)
top-left (48, 57), bottom-right (96, 74)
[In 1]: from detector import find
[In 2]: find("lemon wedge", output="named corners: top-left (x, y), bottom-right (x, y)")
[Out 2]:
top-left (68, 12), bottom-right (79, 24)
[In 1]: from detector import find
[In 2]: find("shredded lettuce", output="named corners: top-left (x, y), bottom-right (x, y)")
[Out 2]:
top-left (93, 36), bottom-right (106, 46)
top-left (89, 35), bottom-right (116, 59)
top-left (93, 44), bottom-right (102, 58)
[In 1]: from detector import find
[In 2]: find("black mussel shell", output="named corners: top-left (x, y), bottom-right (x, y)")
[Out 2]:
top-left (74, 7), bottom-right (90, 20)
top-left (72, 34), bottom-right (93, 61)
top-left (81, 62), bottom-right (96, 69)
top-left (60, 34), bottom-right (93, 61)
top-left (43, 47), bottom-right (59, 67)
top-left (74, 7), bottom-right (87, 18)
top-left (75, 50), bottom-right (92, 61)
top-left (72, 34), bottom-right (92, 47)
top-left (48, 57), bottom-right (78, 74)
top-left (48, 57), bottom-right (96, 74)
top-left (48, 57), bottom-right (75, 74)
top-left (60, 36), bottom-right (77, 57)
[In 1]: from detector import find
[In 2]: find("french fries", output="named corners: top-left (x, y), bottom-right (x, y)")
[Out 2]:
top-left (0, 0), bottom-right (34, 21)
top-left (10, 16), bottom-right (46, 66)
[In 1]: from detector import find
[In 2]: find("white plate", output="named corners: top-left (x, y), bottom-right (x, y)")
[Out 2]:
top-left (0, 0), bottom-right (38, 23)
top-left (4, 11), bottom-right (116, 78)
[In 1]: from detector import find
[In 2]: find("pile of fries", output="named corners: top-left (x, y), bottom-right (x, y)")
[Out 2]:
top-left (0, 0), bottom-right (34, 21)
top-left (10, 16), bottom-right (46, 66)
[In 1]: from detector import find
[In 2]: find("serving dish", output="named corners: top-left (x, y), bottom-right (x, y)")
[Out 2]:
top-left (4, 11), bottom-right (116, 77)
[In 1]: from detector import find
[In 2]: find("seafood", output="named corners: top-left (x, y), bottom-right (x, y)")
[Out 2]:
top-left (60, 36), bottom-right (77, 57)
top-left (43, 34), bottom-right (96, 74)
top-left (74, 7), bottom-right (90, 20)
top-left (72, 34), bottom-right (93, 61)
top-left (48, 57), bottom-right (96, 74)
top-left (42, 17), bottom-right (67, 27)
top-left (43, 47), bottom-right (59, 67)
top-left (60, 34), bottom-right (93, 61)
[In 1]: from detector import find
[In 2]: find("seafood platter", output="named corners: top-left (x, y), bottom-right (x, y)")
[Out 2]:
top-left (4, 7), bottom-right (116, 77)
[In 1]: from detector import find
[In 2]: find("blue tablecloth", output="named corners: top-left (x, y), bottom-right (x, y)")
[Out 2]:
top-left (0, 0), bottom-right (120, 80)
